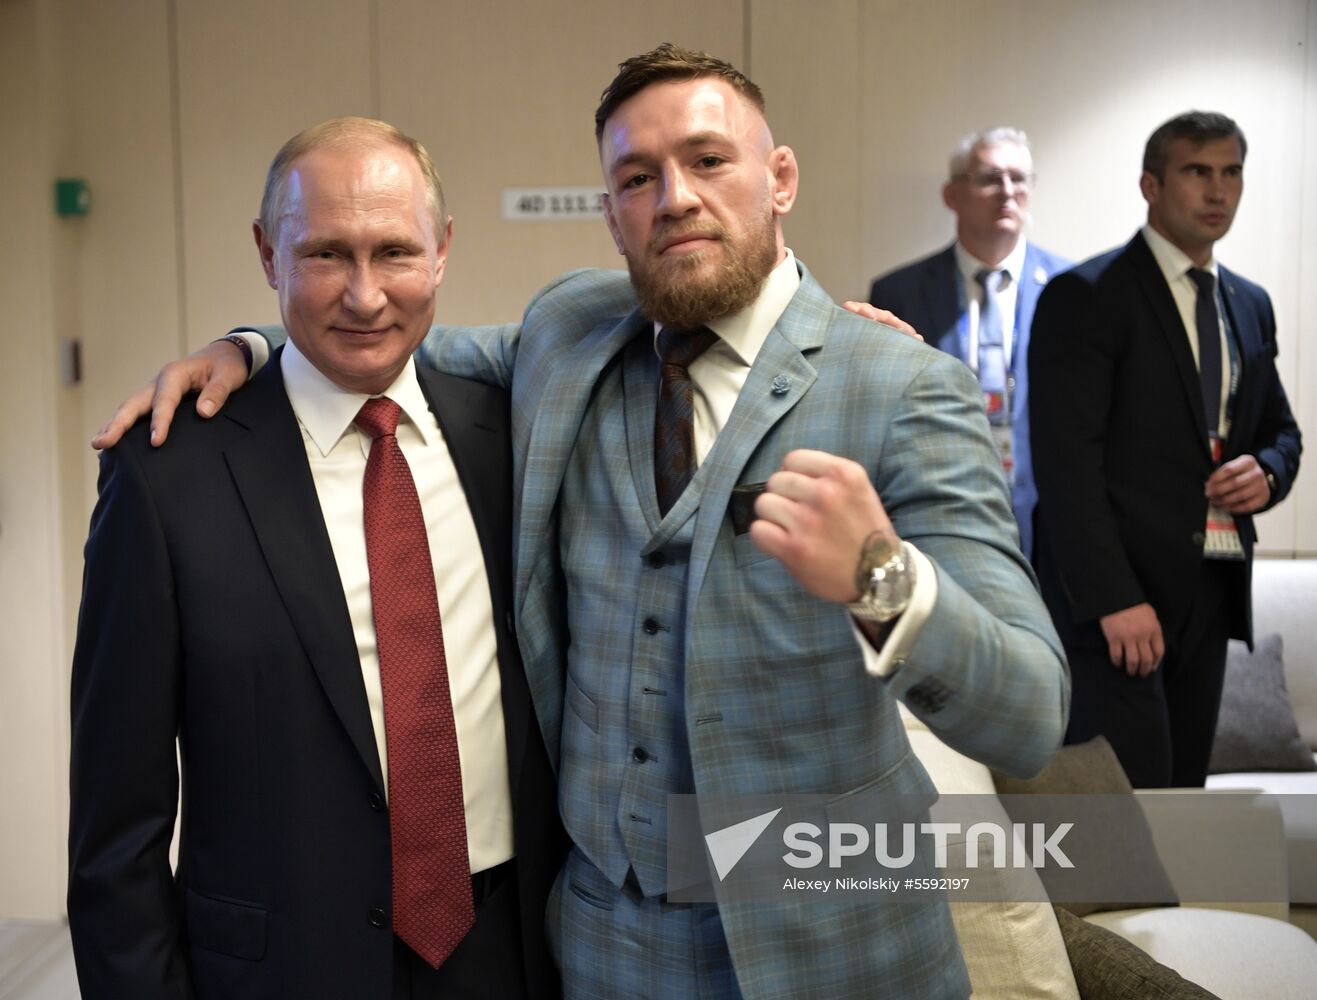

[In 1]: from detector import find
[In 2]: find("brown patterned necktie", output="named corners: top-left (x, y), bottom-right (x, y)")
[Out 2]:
top-left (355, 397), bottom-right (473, 969)
top-left (655, 326), bottom-right (718, 516)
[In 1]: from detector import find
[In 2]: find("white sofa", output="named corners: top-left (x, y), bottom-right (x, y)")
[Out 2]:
top-left (1206, 558), bottom-right (1317, 934)
top-left (904, 689), bottom-right (1317, 998)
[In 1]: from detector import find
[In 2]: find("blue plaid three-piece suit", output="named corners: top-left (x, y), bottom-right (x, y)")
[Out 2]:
top-left (420, 260), bottom-right (1069, 999)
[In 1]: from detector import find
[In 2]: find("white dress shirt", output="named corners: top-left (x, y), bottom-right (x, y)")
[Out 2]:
top-left (954, 238), bottom-right (1029, 371)
top-left (281, 340), bottom-right (513, 874)
top-left (654, 249), bottom-right (938, 677)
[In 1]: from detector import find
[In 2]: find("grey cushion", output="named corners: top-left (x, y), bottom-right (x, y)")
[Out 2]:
top-left (993, 737), bottom-right (1178, 917)
top-left (1053, 907), bottom-right (1219, 999)
top-left (1209, 634), bottom-right (1316, 774)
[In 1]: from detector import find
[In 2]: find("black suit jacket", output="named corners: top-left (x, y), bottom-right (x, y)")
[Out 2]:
top-left (68, 352), bottom-right (563, 999)
top-left (1029, 231), bottom-right (1301, 645)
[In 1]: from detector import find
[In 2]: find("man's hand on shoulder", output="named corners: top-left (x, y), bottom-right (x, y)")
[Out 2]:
top-left (91, 338), bottom-right (252, 450)
top-left (750, 449), bottom-right (897, 603)
top-left (842, 301), bottom-right (922, 341)
top-left (1098, 603), bottom-right (1164, 677)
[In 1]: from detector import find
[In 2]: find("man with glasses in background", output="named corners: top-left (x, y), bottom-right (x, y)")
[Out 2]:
top-left (869, 128), bottom-right (1069, 560)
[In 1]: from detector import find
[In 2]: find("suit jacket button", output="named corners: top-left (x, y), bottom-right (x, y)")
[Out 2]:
top-left (369, 792), bottom-right (385, 811)
top-left (368, 907), bottom-right (387, 928)
top-left (642, 617), bottom-right (661, 634)
top-left (632, 747), bottom-right (650, 763)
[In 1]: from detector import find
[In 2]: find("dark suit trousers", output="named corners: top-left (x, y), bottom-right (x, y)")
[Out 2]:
top-left (1062, 560), bottom-right (1239, 788)
top-left (392, 862), bottom-right (530, 999)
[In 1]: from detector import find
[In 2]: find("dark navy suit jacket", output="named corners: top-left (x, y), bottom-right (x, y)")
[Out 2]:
top-left (68, 351), bottom-right (564, 999)
top-left (1029, 231), bottom-right (1301, 645)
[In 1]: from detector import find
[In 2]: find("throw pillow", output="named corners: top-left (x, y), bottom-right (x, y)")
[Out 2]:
top-left (1209, 634), bottom-right (1316, 774)
top-left (993, 737), bottom-right (1178, 917)
top-left (903, 707), bottom-right (1080, 999)
top-left (1053, 907), bottom-right (1219, 999)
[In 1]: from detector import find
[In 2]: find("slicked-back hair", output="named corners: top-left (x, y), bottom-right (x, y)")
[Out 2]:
top-left (1143, 111), bottom-right (1247, 181)
top-left (259, 116), bottom-right (448, 241)
top-left (948, 126), bottom-right (1032, 179)
top-left (594, 42), bottom-right (765, 142)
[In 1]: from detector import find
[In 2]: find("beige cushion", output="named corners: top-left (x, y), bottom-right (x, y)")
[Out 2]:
top-left (903, 705), bottom-right (1080, 999)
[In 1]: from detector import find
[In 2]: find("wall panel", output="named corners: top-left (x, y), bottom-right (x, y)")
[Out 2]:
top-left (0, 0), bottom-right (68, 921)
top-left (377, 0), bottom-right (746, 324)
top-left (750, 0), bottom-right (861, 303)
top-left (175, 0), bottom-right (377, 347)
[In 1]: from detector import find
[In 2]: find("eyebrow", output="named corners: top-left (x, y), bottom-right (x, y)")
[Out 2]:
top-left (609, 131), bottom-right (732, 173)
top-left (291, 235), bottom-right (424, 255)
top-left (1179, 160), bottom-right (1243, 172)
top-left (291, 237), bottom-right (344, 256)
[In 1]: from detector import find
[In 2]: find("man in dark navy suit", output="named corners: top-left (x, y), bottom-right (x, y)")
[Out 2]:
top-left (869, 127), bottom-right (1069, 559)
top-left (1030, 111), bottom-right (1301, 788)
top-left (68, 118), bottom-right (562, 999)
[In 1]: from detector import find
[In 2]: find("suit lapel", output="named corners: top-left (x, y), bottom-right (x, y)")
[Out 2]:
top-left (1216, 265), bottom-right (1262, 455)
top-left (925, 245), bottom-right (963, 355)
top-left (222, 353), bottom-right (385, 794)
top-left (515, 310), bottom-right (649, 611)
top-left (682, 267), bottom-right (824, 605)
top-left (1017, 242), bottom-right (1052, 336)
top-left (1128, 233), bottom-right (1213, 457)
top-left (414, 367), bottom-right (533, 790)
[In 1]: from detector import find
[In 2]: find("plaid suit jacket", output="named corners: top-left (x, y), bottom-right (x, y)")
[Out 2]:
top-left (420, 260), bottom-right (1069, 998)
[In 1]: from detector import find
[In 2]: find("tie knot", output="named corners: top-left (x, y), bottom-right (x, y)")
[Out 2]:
top-left (657, 326), bottom-right (718, 370)
top-left (975, 268), bottom-right (1004, 294)
top-left (354, 397), bottom-right (402, 440)
top-left (1188, 267), bottom-right (1216, 295)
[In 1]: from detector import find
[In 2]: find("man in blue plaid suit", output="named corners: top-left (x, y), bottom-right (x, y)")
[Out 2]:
top-left (98, 44), bottom-right (1067, 1000)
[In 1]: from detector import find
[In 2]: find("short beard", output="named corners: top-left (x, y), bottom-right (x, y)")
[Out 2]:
top-left (625, 212), bottom-right (778, 330)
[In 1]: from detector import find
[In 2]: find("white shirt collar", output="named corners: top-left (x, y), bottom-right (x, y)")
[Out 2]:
top-left (954, 237), bottom-right (1027, 290)
top-left (654, 247), bottom-right (801, 368)
top-left (281, 338), bottom-right (438, 457)
top-left (1142, 223), bottom-right (1218, 285)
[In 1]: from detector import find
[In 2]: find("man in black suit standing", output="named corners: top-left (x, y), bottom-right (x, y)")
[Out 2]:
top-left (68, 118), bottom-right (562, 999)
top-left (1030, 111), bottom-right (1301, 788)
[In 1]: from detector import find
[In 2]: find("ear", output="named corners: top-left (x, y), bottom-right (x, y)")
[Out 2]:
top-left (434, 217), bottom-right (454, 287)
top-left (768, 146), bottom-right (799, 217)
top-left (1139, 170), bottom-right (1159, 207)
top-left (254, 219), bottom-right (278, 289)
top-left (601, 193), bottom-right (626, 255)
top-left (941, 181), bottom-right (958, 213)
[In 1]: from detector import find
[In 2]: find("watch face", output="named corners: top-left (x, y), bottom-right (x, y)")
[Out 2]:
top-left (850, 544), bottom-right (915, 622)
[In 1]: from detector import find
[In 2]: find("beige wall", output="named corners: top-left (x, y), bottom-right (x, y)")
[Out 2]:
top-left (2, 0), bottom-right (1313, 918)
top-left (0, 0), bottom-right (69, 923)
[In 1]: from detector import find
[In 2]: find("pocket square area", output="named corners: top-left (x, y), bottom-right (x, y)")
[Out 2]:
top-left (730, 482), bottom-right (766, 536)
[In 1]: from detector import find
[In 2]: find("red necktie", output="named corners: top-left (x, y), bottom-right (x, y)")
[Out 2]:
top-left (355, 397), bottom-right (473, 968)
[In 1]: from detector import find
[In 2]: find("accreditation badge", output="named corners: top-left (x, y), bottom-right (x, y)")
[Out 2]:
top-left (1204, 436), bottom-right (1244, 561)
